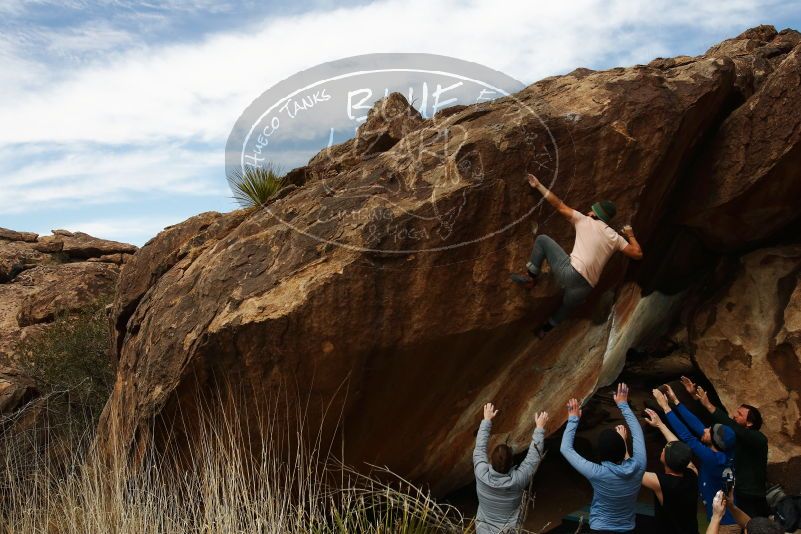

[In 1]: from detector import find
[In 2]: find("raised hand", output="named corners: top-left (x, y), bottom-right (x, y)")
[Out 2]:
top-left (535, 411), bottom-right (549, 430)
top-left (615, 424), bottom-right (628, 441)
top-left (567, 398), bottom-right (582, 419)
top-left (483, 403), bottom-right (499, 421)
top-left (643, 408), bottom-right (663, 428)
top-left (652, 388), bottom-right (671, 412)
top-left (613, 382), bottom-right (629, 404)
top-left (680, 376), bottom-right (696, 395)
top-left (526, 173), bottom-right (541, 189)
top-left (664, 384), bottom-right (680, 405)
top-left (712, 490), bottom-right (726, 519)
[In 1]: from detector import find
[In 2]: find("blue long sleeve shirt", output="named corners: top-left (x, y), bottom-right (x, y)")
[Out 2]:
top-left (665, 403), bottom-right (736, 525)
top-left (560, 402), bottom-right (646, 532)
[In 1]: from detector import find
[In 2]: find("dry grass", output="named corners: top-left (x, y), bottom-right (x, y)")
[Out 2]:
top-left (0, 390), bottom-right (468, 534)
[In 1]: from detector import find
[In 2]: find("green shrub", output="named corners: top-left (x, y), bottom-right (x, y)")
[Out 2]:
top-left (227, 163), bottom-right (286, 208)
top-left (15, 299), bottom-right (115, 420)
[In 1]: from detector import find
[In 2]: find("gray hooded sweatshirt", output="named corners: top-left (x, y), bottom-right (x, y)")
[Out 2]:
top-left (473, 420), bottom-right (545, 534)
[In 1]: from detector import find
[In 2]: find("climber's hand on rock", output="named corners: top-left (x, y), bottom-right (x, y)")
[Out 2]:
top-left (643, 408), bottom-right (663, 427)
top-left (483, 403), bottom-right (498, 421)
top-left (526, 173), bottom-right (541, 189)
top-left (535, 411), bottom-right (549, 430)
top-left (567, 398), bottom-right (582, 418)
top-left (622, 225), bottom-right (634, 237)
top-left (615, 424), bottom-right (628, 441)
top-left (613, 382), bottom-right (629, 404)
top-left (681, 375), bottom-right (696, 395)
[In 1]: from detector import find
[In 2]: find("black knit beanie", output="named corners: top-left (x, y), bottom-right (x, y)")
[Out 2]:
top-left (597, 428), bottom-right (626, 464)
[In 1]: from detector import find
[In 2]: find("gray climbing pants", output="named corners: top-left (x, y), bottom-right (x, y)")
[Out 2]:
top-left (527, 234), bottom-right (593, 325)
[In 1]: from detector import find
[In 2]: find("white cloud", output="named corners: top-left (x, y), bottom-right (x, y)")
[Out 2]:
top-left (51, 216), bottom-right (183, 243)
top-left (0, 0), bottom-right (781, 239)
top-left (0, 144), bottom-right (227, 214)
top-left (0, 0), bottom-right (772, 146)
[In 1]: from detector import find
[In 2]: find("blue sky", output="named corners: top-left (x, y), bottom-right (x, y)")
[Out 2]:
top-left (0, 0), bottom-right (799, 246)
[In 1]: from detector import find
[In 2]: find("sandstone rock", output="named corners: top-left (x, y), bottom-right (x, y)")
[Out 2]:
top-left (0, 227), bottom-right (38, 243)
top-left (86, 253), bottom-right (132, 265)
top-left (0, 241), bottom-right (53, 282)
top-left (690, 245), bottom-right (801, 491)
top-left (32, 231), bottom-right (137, 259)
top-left (0, 369), bottom-right (36, 414)
top-left (679, 43), bottom-right (801, 251)
top-left (59, 232), bottom-right (137, 259)
top-left (33, 235), bottom-right (64, 253)
top-left (97, 49), bottom-right (742, 493)
top-left (15, 263), bottom-right (118, 327)
top-left (354, 92), bottom-right (425, 155)
top-left (289, 93), bottom-right (427, 189)
top-left (705, 25), bottom-right (800, 97)
top-left (0, 230), bottom-right (132, 416)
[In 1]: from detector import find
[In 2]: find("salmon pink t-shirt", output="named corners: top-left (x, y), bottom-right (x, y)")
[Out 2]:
top-left (569, 210), bottom-right (629, 287)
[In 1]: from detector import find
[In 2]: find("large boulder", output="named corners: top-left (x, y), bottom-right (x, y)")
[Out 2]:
top-left (678, 39), bottom-right (801, 251)
top-left (690, 245), bottom-right (801, 491)
top-left (98, 45), bottom-right (747, 493)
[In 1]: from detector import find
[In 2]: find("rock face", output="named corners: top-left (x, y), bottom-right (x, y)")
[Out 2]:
top-left (679, 29), bottom-right (801, 250)
top-left (0, 230), bottom-right (136, 414)
top-left (98, 27), bottom-right (801, 494)
top-left (691, 245), bottom-right (801, 491)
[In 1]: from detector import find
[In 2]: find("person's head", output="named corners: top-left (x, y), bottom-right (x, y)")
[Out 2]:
top-left (745, 517), bottom-right (784, 534)
top-left (597, 428), bottom-right (626, 464)
top-left (733, 404), bottom-right (763, 430)
top-left (661, 440), bottom-right (692, 474)
top-left (588, 200), bottom-right (617, 224)
top-left (703, 424), bottom-right (736, 451)
top-left (490, 443), bottom-right (513, 474)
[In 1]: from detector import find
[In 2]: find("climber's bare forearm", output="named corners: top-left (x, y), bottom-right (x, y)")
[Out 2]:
top-left (529, 178), bottom-right (574, 219)
top-left (622, 233), bottom-right (643, 260)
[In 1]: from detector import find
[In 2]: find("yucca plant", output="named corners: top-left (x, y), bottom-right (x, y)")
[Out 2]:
top-left (228, 163), bottom-right (286, 208)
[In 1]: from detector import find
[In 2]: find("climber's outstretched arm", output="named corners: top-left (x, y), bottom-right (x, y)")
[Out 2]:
top-left (527, 174), bottom-right (574, 220)
top-left (621, 226), bottom-right (644, 260)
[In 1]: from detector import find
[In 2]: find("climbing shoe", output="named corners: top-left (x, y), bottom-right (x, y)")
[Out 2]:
top-left (510, 272), bottom-right (536, 289)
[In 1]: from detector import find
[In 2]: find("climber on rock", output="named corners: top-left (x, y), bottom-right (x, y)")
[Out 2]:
top-left (473, 402), bottom-right (548, 534)
top-left (510, 173), bottom-right (643, 338)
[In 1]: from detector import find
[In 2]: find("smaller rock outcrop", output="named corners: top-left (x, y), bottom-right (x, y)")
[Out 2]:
top-left (680, 37), bottom-right (801, 251)
top-left (690, 245), bottom-right (801, 491)
top-left (284, 92), bottom-right (426, 187)
top-left (0, 228), bottom-right (137, 415)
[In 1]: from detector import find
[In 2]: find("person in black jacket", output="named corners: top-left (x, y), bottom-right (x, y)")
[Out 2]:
top-left (681, 376), bottom-right (770, 518)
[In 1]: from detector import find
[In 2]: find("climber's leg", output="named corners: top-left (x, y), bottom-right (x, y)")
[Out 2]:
top-left (527, 234), bottom-right (568, 276)
top-left (534, 266), bottom-right (593, 338)
top-left (511, 234), bottom-right (568, 287)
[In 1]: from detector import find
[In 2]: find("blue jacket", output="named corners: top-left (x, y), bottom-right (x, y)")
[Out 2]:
top-left (560, 402), bottom-right (646, 532)
top-left (665, 403), bottom-right (736, 525)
